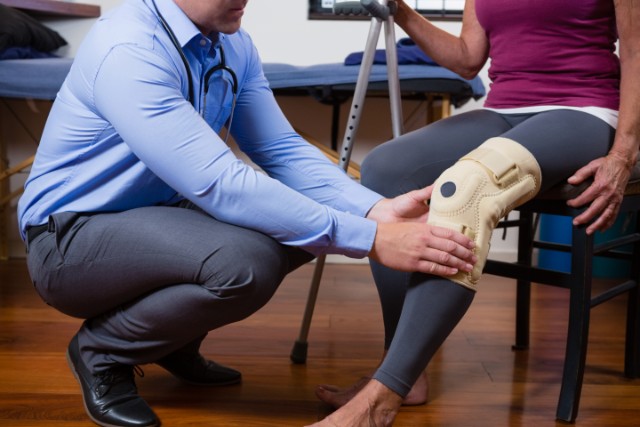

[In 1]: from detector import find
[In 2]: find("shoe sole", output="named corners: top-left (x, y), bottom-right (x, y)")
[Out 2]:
top-left (172, 373), bottom-right (242, 387)
top-left (155, 362), bottom-right (242, 387)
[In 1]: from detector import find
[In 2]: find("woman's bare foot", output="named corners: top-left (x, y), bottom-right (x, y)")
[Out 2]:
top-left (307, 379), bottom-right (402, 427)
top-left (315, 370), bottom-right (428, 408)
top-left (315, 376), bottom-right (371, 408)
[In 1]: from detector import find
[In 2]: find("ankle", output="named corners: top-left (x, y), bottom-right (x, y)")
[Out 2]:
top-left (364, 379), bottom-right (403, 419)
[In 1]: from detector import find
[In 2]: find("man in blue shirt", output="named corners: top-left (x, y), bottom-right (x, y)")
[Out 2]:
top-left (18, 0), bottom-right (476, 425)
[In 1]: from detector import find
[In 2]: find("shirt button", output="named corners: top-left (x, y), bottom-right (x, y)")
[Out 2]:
top-left (200, 38), bottom-right (207, 47)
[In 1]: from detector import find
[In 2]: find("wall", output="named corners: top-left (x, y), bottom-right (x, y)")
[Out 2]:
top-left (4, 0), bottom-right (516, 262)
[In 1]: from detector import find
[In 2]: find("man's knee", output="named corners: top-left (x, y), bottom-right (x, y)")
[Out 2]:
top-left (200, 233), bottom-right (290, 316)
top-left (427, 137), bottom-right (542, 290)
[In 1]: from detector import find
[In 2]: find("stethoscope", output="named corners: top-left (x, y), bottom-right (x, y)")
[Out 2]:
top-left (151, 0), bottom-right (238, 142)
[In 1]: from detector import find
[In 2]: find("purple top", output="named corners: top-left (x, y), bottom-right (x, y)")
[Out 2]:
top-left (476, 0), bottom-right (619, 110)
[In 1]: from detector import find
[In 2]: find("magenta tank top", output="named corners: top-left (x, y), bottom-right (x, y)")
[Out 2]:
top-left (475, 0), bottom-right (619, 110)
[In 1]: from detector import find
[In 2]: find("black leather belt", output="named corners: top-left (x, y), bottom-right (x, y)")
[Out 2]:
top-left (26, 224), bottom-right (49, 244)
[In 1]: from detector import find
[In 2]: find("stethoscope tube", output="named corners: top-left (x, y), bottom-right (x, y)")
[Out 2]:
top-left (150, 0), bottom-right (238, 142)
top-left (151, 0), bottom-right (194, 103)
top-left (204, 47), bottom-right (238, 96)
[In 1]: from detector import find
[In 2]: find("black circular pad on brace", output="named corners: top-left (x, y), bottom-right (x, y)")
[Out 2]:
top-left (440, 181), bottom-right (457, 198)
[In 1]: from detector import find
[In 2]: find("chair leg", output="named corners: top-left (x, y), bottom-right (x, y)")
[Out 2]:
top-left (626, 283), bottom-right (640, 378)
top-left (513, 211), bottom-right (534, 350)
top-left (625, 212), bottom-right (640, 378)
top-left (555, 227), bottom-right (594, 423)
top-left (513, 281), bottom-right (530, 350)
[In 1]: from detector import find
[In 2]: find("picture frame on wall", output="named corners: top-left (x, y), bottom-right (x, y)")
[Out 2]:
top-left (308, 0), bottom-right (464, 20)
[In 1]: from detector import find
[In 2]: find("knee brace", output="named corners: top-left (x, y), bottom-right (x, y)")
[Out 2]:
top-left (427, 137), bottom-right (542, 290)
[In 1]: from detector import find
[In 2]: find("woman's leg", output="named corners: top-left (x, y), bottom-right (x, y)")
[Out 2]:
top-left (499, 109), bottom-right (615, 192)
top-left (315, 110), bottom-right (512, 407)
top-left (313, 109), bottom-right (615, 426)
top-left (363, 109), bottom-right (512, 347)
top-left (362, 108), bottom-right (614, 390)
top-left (308, 279), bottom-right (475, 427)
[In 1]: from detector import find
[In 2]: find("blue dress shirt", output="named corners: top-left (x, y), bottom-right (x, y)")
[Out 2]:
top-left (17, 0), bottom-right (382, 258)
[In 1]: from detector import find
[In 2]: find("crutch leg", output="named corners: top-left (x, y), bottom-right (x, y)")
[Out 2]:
top-left (291, 0), bottom-right (402, 364)
top-left (290, 255), bottom-right (326, 363)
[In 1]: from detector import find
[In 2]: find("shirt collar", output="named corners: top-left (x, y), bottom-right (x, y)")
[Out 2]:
top-left (148, 0), bottom-right (203, 48)
top-left (148, 0), bottom-right (228, 55)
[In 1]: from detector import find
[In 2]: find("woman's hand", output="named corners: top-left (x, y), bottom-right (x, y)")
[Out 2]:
top-left (566, 153), bottom-right (633, 234)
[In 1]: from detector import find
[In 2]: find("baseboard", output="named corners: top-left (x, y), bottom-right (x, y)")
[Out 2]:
top-left (487, 250), bottom-right (517, 263)
top-left (323, 254), bottom-right (369, 264)
top-left (323, 250), bottom-right (519, 265)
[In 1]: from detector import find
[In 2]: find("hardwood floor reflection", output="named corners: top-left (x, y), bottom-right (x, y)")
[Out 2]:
top-left (1, 259), bottom-right (638, 426)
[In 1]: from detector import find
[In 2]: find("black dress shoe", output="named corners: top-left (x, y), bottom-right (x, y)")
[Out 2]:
top-left (156, 351), bottom-right (241, 386)
top-left (66, 334), bottom-right (160, 427)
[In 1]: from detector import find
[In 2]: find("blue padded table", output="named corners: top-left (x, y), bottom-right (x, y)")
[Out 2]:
top-left (264, 61), bottom-right (484, 101)
top-left (0, 57), bottom-right (74, 100)
top-left (264, 62), bottom-right (485, 149)
top-left (0, 58), bottom-right (485, 101)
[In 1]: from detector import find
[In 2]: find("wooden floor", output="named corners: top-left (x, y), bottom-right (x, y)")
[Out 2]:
top-left (1, 259), bottom-right (639, 426)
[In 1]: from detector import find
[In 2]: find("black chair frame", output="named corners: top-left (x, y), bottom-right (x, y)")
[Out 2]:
top-left (484, 189), bottom-right (640, 423)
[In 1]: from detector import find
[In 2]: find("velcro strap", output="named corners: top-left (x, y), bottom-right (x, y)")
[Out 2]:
top-left (462, 147), bottom-right (516, 182)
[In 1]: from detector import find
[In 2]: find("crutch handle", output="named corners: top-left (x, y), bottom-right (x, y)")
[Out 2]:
top-left (333, 1), bottom-right (368, 16)
top-left (361, 0), bottom-right (394, 20)
top-left (333, 1), bottom-right (396, 20)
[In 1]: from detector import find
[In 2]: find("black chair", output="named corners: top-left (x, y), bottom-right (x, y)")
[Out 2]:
top-left (484, 163), bottom-right (640, 423)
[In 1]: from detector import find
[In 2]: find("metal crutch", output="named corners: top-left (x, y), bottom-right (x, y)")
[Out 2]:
top-left (290, 0), bottom-right (405, 364)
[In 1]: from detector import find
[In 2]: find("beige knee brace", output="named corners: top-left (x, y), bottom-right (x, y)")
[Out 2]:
top-left (427, 137), bottom-right (542, 290)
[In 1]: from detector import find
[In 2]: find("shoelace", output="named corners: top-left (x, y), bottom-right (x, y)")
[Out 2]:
top-left (92, 365), bottom-right (145, 398)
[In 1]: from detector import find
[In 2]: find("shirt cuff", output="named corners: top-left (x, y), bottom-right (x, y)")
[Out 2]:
top-left (326, 210), bottom-right (378, 259)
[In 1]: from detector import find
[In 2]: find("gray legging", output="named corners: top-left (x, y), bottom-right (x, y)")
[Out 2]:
top-left (361, 108), bottom-right (615, 396)
top-left (26, 203), bottom-right (313, 372)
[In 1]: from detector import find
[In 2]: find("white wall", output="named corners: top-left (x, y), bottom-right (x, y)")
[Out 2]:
top-left (47, 1), bottom-right (458, 64)
top-left (6, 0), bottom-right (516, 262)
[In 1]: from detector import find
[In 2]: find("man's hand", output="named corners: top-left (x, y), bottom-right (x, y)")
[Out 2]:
top-left (369, 222), bottom-right (477, 276)
top-left (367, 186), bottom-right (433, 224)
top-left (567, 154), bottom-right (632, 235)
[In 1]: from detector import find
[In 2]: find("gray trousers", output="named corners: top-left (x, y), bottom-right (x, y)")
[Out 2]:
top-left (361, 108), bottom-right (615, 396)
top-left (26, 203), bottom-right (313, 372)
